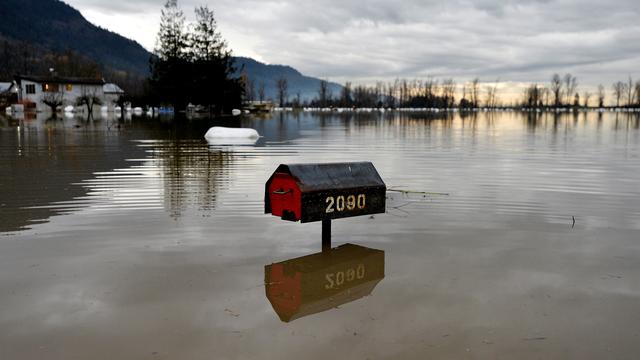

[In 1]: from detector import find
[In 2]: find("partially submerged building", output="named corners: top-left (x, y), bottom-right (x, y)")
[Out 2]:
top-left (0, 81), bottom-right (18, 107)
top-left (103, 83), bottom-right (125, 106)
top-left (14, 75), bottom-right (124, 113)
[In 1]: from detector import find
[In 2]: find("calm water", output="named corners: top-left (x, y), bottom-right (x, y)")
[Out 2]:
top-left (1, 111), bottom-right (640, 359)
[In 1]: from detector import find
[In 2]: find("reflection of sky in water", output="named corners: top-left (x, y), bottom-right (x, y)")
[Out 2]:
top-left (1, 111), bottom-right (640, 358)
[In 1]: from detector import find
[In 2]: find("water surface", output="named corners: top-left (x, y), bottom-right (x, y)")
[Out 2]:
top-left (1, 111), bottom-right (639, 359)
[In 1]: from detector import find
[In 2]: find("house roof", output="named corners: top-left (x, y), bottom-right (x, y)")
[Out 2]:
top-left (15, 75), bottom-right (105, 86)
top-left (103, 83), bottom-right (125, 94)
top-left (0, 82), bottom-right (14, 93)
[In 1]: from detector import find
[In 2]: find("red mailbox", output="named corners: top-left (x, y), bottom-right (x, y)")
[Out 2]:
top-left (265, 162), bottom-right (386, 223)
top-left (265, 243), bottom-right (385, 322)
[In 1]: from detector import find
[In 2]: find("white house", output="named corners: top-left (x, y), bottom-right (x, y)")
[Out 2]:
top-left (103, 83), bottom-right (125, 107)
top-left (15, 75), bottom-right (107, 113)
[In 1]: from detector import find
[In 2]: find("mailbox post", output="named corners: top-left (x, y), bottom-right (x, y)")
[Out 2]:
top-left (265, 162), bottom-right (386, 249)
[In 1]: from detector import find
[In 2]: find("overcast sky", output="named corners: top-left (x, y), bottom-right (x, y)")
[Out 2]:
top-left (66, 0), bottom-right (639, 96)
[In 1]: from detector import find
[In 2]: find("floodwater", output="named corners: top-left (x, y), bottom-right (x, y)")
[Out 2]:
top-left (1, 111), bottom-right (639, 359)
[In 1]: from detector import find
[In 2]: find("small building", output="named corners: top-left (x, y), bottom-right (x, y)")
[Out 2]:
top-left (15, 75), bottom-right (106, 113)
top-left (103, 83), bottom-right (125, 107)
top-left (0, 81), bottom-right (18, 107)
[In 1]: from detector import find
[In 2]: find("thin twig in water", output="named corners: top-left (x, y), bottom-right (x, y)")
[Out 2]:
top-left (387, 188), bottom-right (450, 196)
top-left (572, 216), bottom-right (576, 228)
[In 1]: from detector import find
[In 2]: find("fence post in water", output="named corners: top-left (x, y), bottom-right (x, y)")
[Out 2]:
top-left (322, 219), bottom-right (331, 250)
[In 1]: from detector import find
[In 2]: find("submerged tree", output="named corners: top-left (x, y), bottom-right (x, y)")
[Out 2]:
top-left (42, 89), bottom-right (64, 114)
top-left (597, 84), bottom-right (606, 108)
top-left (564, 73), bottom-right (578, 106)
top-left (318, 80), bottom-right (329, 107)
top-left (276, 77), bottom-right (288, 107)
top-left (187, 5), bottom-right (243, 113)
top-left (149, 0), bottom-right (188, 109)
top-left (150, 1), bottom-right (242, 113)
top-left (76, 87), bottom-right (102, 118)
top-left (612, 81), bottom-right (625, 107)
top-left (550, 74), bottom-right (562, 107)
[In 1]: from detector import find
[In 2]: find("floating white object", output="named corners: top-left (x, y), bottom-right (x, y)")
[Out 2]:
top-left (232, 109), bottom-right (242, 116)
top-left (204, 126), bottom-right (259, 140)
top-left (206, 137), bottom-right (258, 146)
top-left (64, 105), bottom-right (74, 113)
top-left (101, 106), bottom-right (109, 112)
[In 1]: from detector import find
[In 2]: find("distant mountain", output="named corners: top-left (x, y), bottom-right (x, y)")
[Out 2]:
top-left (234, 57), bottom-right (342, 102)
top-left (0, 0), bottom-right (151, 75)
top-left (0, 0), bottom-right (341, 102)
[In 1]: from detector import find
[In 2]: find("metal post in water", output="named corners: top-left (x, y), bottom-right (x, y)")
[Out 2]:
top-left (322, 219), bottom-right (331, 251)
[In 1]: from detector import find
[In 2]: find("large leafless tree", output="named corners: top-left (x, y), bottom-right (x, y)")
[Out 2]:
top-left (550, 74), bottom-right (562, 107)
top-left (612, 81), bottom-right (625, 107)
top-left (275, 77), bottom-right (288, 107)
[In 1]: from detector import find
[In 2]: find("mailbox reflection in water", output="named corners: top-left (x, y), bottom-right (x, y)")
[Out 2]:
top-left (264, 244), bottom-right (385, 322)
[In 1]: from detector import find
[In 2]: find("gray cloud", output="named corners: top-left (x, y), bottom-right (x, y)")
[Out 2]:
top-left (65, 0), bottom-right (640, 88)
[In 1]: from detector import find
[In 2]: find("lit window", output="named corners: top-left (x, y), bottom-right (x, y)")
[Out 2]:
top-left (42, 83), bottom-right (59, 92)
top-left (66, 84), bottom-right (73, 91)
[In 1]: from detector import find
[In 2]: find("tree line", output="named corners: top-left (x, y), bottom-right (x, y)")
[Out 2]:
top-left (260, 73), bottom-right (640, 109)
top-left (522, 74), bottom-right (640, 108)
top-left (262, 76), bottom-right (502, 109)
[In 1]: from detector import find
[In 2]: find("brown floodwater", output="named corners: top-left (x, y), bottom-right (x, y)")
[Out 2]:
top-left (1, 111), bottom-right (639, 359)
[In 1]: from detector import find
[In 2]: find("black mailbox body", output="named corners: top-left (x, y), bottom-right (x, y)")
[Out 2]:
top-left (265, 162), bottom-right (386, 223)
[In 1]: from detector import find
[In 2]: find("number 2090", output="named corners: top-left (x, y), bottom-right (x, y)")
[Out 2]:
top-left (326, 194), bottom-right (366, 213)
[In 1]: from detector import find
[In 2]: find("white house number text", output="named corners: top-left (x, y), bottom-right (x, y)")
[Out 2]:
top-left (325, 194), bottom-right (366, 213)
top-left (325, 264), bottom-right (366, 289)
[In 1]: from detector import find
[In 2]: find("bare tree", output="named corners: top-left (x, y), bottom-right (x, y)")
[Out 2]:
top-left (523, 84), bottom-right (543, 107)
top-left (294, 92), bottom-right (301, 108)
top-left (635, 81), bottom-right (640, 107)
top-left (583, 91), bottom-right (591, 108)
top-left (484, 80), bottom-right (500, 108)
top-left (275, 77), bottom-right (288, 107)
top-left (42, 88), bottom-right (64, 114)
top-left (563, 73), bottom-right (578, 106)
top-left (258, 82), bottom-right (265, 102)
top-left (318, 80), bottom-right (329, 107)
top-left (441, 79), bottom-right (456, 108)
top-left (471, 78), bottom-right (480, 108)
top-left (627, 76), bottom-right (634, 106)
top-left (597, 84), bottom-right (605, 108)
top-left (612, 81), bottom-right (625, 107)
top-left (542, 87), bottom-right (550, 107)
top-left (551, 74), bottom-right (562, 107)
top-left (243, 76), bottom-right (255, 102)
top-left (340, 81), bottom-right (352, 107)
top-left (76, 87), bottom-right (102, 118)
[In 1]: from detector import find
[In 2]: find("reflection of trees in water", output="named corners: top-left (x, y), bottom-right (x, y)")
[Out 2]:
top-left (524, 111), bottom-right (640, 131)
top-left (157, 139), bottom-right (233, 219)
top-left (0, 115), bottom-right (144, 233)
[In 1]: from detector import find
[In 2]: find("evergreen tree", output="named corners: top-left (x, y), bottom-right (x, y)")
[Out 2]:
top-left (149, 2), bottom-right (242, 113)
top-left (150, 0), bottom-right (189, 109)
top-left (187, 6), bottom-right (242, 114)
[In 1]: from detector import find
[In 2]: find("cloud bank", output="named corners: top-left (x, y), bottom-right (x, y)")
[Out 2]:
top-left (67, 0), bottom-right (640, 89)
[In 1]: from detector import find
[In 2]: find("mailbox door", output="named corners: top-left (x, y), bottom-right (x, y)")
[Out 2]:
top-left (268, 173), bottom-right (302, 221)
